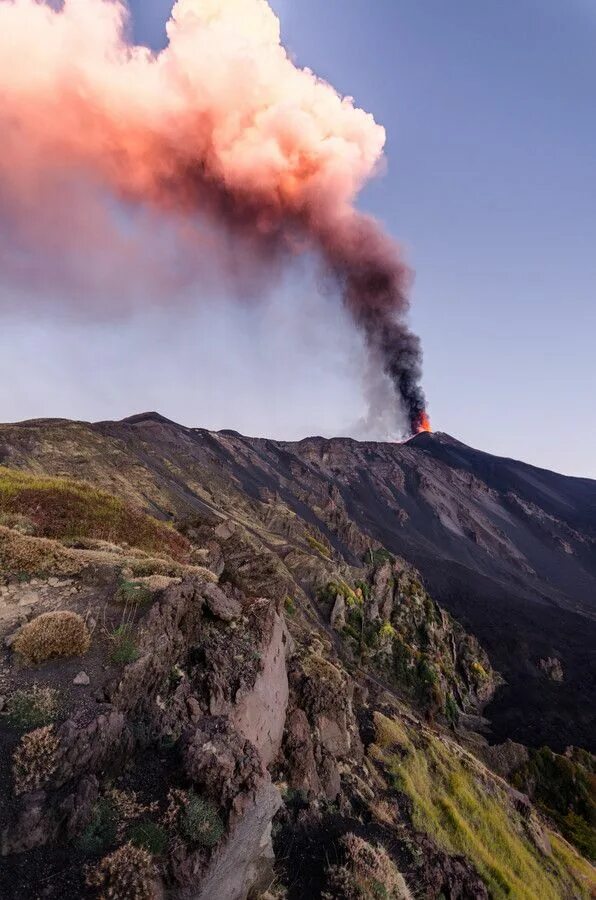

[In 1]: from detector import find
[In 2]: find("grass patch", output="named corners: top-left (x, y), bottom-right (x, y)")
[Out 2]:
top-left (6, 684), bottom-right (60, 729)
top-left (0, 467), bottom-right (189, 562)
top-left (180, 794), bottom-right (225, 847)
top-left (78, 798), bottom-right (118, 855)
top-left (128, 821), bottom-right (168, 856)
top-left (109, 625), bottom-right (140, 665)
top-left (116, 579), bottom-right (152, 607)
top-left (371, 713), bottom-right (596, 900)
top-left (306, 534), bottom-right (331, 558)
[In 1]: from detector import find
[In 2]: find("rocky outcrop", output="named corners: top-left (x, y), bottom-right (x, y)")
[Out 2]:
top-left (179, 718), bottom-right (280, 899)
top-left (319, 561), bottom-right (497, 722)
top-left (0, 576), bottom-right (291, 899)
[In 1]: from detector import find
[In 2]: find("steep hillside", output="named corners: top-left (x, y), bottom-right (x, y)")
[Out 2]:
top-left (0, 464), bottom-right (594, 899)
top-left (0, 413), bottom-right (594, 751)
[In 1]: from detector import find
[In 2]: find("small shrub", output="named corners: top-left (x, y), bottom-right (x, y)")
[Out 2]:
top-left (86, 842), bottom-right (157, 900)
top-left (107, 788), bottom-right (158, 822)
top-left (6, 684), bottom-right (60, 729)
top-left (379, 621), bottom-right (396, 642)
top-left (79, 798), bottom-right (118, 855)
top-left (445, 694), bottom-right (460, 729)
top-left (129, 821), bottom-right (168, 856)
top-left (306, 534), bottom-right (331, 558)
top-left (13, 724), bottom-right (60, 794)
top-left (116, 579), bottom-right (152, 607)
top-left (180, 793), bottom-right (225, 847)
top-left (367, 547), bottom-right (395, 566)
top-left (471, 660), bottom-right (488, 680)
top-left (13, 611), bottom-right (91, 664)
top-left (325, 833), bottom-right (412, 899)
top-left (109, 625), bottom-right (140, 665)
top-left (284, 595), bottom-right (297, 617)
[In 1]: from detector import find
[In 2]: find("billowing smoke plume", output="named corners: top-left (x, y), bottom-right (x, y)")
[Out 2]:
top-left (0, 0), bottom-right (427, 433)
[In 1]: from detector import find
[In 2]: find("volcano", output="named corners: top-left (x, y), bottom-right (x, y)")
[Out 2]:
top-left (0, 414), bottom-right (595, 752)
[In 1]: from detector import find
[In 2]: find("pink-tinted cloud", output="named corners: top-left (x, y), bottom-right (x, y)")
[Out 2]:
top-left (0, 0), bottom-right (425, 430)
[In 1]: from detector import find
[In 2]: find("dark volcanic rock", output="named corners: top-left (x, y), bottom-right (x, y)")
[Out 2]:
top-left (1, 416), bottom-right (594, 752)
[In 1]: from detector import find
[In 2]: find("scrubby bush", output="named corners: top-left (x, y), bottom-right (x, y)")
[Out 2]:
top-left (13, 611), bottom-right (90, 664)
top-left (79, 798), bottom-right (118, 855)
top-left (179, 793), bottom-right (224, 847)
top-left (324, 833), bottom-right (412, 899)
top-left (86, 842), bottom-right (157, 900)
top-left (13, 724), bottom-right (60, 794)
top-left (512, 747), bottom-right (596, 862)
top-left (284, 595), bottom-right (297, 617)
top-left (106, 788), bottom-right (157, 822)
top-left (109, 625), bottom-right (139, 665)
top-left (128, 821), bottom-right (168, 856)
top-left (0, 526), bottom-right (84, 577)
top-left (6, 684), bottom-right (60, 729)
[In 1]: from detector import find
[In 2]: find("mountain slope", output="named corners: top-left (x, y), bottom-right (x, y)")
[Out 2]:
top-left (0, 413), bottom-right (594, 751)
top-left (0, 415), bottom-right (595, 898)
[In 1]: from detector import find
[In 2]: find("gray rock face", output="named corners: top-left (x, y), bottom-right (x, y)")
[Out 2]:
top-left (202, 583), bottom-right (242, 622)
top-left (330, 593), bottom-right (346, 629)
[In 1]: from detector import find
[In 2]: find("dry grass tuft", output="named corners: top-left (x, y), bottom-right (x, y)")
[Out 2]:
top-left (86, 842), bottom-right (158, 900)
top-left (13, 610), bottom-right (91, 664)
top-left (0, 525), bottom-right (217, 581)
top-left (324, 833), bottom-right (412, 899)
top-left (13, 724), bottom-right (60, 794)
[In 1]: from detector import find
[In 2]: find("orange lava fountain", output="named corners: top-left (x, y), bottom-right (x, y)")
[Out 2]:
top-left (414, 411), bottom-right (432, 434)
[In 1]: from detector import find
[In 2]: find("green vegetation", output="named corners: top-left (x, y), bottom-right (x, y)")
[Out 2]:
top-left (0, 467), bottom-right (189, 561)
top-left (365, 547), bottom-right (395, 566)
top-left (116, 578), bottom-right (152, 607)
top-left (371, 713), bottom-right (596, 900)
top-left (78, 798), bottom-right (118, 854)
top-left (180, 794), bottom-right (225, 847)
top-left (6, 684), bottom-right (60, 729)
top-left (445, 693), bottom-right (460, 729)
top-left (306, 534), bottom-right (331, 558)
top-left (128, 821), bottom-right (168, 856)
top-left (512, 747), bottom-right (596, 862)
top-left (320, 580), bottom-right (363, 608)
top-left (13, 611), bottom-right (91, 664)
top-left (323, 567), bottom-right (492, 722)
top-left (109, 625), bottom-right (140, 665)
top-left (283, 595), bottom-right (297, 617)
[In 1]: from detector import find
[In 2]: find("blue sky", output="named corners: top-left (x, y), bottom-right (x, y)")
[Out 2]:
top-left (1, 1), bottom-right (594, 476)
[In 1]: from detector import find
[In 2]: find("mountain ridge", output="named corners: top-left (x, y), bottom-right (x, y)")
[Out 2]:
top-left (0, 413), bottom-right (594, 751)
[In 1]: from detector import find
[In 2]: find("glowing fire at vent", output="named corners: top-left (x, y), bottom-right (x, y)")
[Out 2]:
top-left (414, 411), bottom-right (432, 434)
